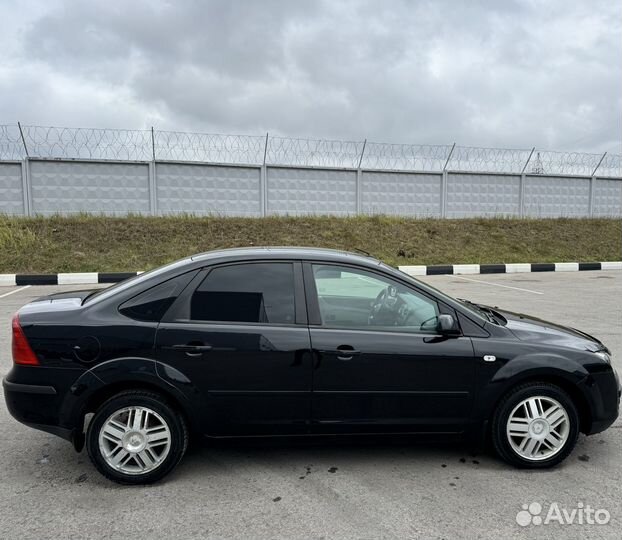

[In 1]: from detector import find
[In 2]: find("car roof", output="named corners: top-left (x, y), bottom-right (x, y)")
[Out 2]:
top-left (190, 246), bottom-right (381, 266)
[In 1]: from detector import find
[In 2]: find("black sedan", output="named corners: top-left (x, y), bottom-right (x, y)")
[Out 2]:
top-left (4, 248), bottom-right (620, 484)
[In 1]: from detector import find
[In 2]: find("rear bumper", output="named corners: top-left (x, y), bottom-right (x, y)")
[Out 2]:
top-left (2, 366), bottom-right (83, 442)
top-left (3, 378), bottom-right (73, 441)
top-left (3, 379), bottom-right (56, 395)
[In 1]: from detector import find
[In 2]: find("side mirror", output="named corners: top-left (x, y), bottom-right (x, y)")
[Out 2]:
top-left (438, 314), bottom-right (460, 335)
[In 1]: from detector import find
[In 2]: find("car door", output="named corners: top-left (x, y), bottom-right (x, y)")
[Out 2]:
top-left (304, 262), bottom-right (476, 434)
top-left (155, 261), bottom-right (313, 436)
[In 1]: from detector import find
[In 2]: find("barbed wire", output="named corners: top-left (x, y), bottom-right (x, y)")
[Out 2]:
top-left (154, 130), bottom-right (266, 164)
top-left (0, 125), bottom-right (24, 161)
top-left (266, 136), bottom-right (364, 168)
top-left (362, 143), bottom-right (452, 171)
top-left (20, 124), bottom-right (154, 161)
top-left (0, 124), bottom-right (619, 177)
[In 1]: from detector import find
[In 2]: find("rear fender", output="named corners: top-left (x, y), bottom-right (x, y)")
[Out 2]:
top-left (59, 357), bottom-right (206, 438)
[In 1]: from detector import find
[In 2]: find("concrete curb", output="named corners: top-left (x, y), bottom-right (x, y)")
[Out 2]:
top-left (0, 272), bottom-right (140, 286)
top-left (0, 262), bottom-right (621, 286)
top-left (398, 261), bottom-right (622, 276)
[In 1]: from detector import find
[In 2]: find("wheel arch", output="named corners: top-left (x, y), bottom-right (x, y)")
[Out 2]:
top-left (486, 372), bottom-right (593, 434)
top-left (61, 357), bottom-right (204, 450)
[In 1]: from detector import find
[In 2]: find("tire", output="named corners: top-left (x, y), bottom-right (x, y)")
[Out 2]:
top-left (491, 382), bottom-right (579, 469)
top-left (86, 390), bottom-right (188, 484)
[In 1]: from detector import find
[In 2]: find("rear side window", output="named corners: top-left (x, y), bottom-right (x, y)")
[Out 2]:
top-left (119, 271), bottom-right (196, 322)
top-left (189, 263), bottom-right (295, 324)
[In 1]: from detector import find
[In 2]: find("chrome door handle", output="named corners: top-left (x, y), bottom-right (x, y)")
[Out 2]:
top-left (165, 344), bottom-right (213, 356)
top-left (334, 346), bottom-right (360, 361)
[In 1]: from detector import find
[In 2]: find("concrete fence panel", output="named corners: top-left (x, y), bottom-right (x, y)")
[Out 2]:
top-left (361, 171), bottom-right (441, 216)
top-left (0, 162), bottom-right (24, 215)
top-left (446, 173), bottom-right (521, 217)
top-left (266, 167), bottom-right (357, 215)
top-left (523, 175), bottom-right (590, 217)
top-left (156, 163), bottom-right (261, 216)
top-left (592, 178), bottom-right (622, 217)
top-left (29, 160), bottom-right (150, 215)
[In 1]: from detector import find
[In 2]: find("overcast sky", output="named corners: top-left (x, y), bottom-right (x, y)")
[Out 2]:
top-left (0, 0), bottom-right (620, 153)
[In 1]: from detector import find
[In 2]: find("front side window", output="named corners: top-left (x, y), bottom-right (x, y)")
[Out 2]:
top-left (189, 263), bottom-right (295, 324)
top-left (312, 264), bottom-right (440, 333)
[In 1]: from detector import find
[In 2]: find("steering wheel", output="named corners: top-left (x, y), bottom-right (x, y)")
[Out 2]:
top-left (369, 285), bottom-right (400, 325)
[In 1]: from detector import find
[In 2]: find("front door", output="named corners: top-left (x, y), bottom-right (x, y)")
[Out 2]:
top-left (305, 263), bottom-right (476, 434)
top-left (156, 261), bottom-right (313, 435)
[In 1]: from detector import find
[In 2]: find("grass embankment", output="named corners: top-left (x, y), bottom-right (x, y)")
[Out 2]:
top-left (0, 215), bottom-right (619, 273)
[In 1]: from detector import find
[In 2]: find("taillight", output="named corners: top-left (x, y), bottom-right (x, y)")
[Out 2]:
top-left (11, 313), bottom-right (39, 366)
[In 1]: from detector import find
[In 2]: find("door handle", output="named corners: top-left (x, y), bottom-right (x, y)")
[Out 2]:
top-left (334, 345), bottom-right (360, 361)
top-left (165, 343), bottom-right (213, 356)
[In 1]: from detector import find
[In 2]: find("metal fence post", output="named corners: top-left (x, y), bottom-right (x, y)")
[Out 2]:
top-left (148, 127), bottom-right (157, 215)
top-left (356, 139), bottom-right (367, 214)
top-left (519, 148), bottom-right (535, 217)
top-left (20, 159), bottom-right (31, 216)
top-left (17, 122), bottom-right (32, 216)
top-left (588, 153), bottom-right (606, 217)
top-left (440, 143), bottom-right (455, 218)
top-left (148, 162), bottom-right (157, 216)
top-left (588, 176), bottom-right (595, 217)
top-left (440, 171), bottom-right (447, 217)
top-left (519, 174), bottom-right (526, 217)
top-left (260, 133), bottom-right (269, 216)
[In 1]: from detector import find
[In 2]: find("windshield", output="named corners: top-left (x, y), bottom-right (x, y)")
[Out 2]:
top-left (83, 257), bottom-right (192, 304)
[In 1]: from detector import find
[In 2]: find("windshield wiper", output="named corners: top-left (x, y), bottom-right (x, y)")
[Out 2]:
top-left (458, 298), bottom-right (497, 323)
top-left (461, 299), bottom-right (507, 325)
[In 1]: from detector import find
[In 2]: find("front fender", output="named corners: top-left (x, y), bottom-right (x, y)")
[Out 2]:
top-left (473, 352), bottom-right (594, 424)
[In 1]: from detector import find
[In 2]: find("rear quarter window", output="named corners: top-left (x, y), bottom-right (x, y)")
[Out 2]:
top-left (119, 271), bottom-right (196, 322)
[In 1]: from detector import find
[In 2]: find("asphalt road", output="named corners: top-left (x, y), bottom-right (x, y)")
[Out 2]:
top-left (0, 271), bottom-right (620, 539)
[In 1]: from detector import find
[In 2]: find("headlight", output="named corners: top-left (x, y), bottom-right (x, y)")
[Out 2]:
top-left (594, 351), bottom-right (611, 364)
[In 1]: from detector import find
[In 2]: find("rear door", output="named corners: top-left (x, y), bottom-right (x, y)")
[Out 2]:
top-left (155, 261), bottom-right (313, 435)
top-left (305, 262), bottom-right (476, 434)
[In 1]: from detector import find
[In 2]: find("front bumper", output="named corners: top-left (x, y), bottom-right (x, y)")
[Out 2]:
top-left (585, 368), bottom-right (621, 435)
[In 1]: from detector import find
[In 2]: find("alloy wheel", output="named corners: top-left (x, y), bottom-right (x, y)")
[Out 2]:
top-left (506, 396), bottom-right (570, 461)
top-left (98, 406), bottom-right (172, 475)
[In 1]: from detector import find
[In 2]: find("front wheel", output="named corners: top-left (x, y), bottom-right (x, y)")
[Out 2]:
top-left (86, 390), bottom-right (188, 484)
top-left (491, 382), bottom-right (579, 468)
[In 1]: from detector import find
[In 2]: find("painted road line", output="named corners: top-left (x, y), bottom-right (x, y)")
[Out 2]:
top-left (454, 276), bottom-right (544, 295)
top-left (0, 285), bottom-right (31, 299)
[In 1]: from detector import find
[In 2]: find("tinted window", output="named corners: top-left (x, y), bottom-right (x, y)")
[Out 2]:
top-left (189, 263), bottom-right (295, 324)
top-left (119, 271), bottom-right (196, 322)
top-left (312, 264), bottom-right (439, 333)
top-left (85, 257), bottom-right (192, 304)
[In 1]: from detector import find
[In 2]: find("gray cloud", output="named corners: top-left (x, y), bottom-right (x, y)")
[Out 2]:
top-left (0, 0), bottom-right (619, 153)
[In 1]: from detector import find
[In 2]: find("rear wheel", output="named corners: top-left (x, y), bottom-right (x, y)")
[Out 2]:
top-left (86, 390), bottom-right (188, 484)
top-left (491, 382), bottom-right (579, 468)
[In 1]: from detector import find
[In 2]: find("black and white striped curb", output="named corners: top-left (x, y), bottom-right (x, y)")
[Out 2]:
top-left (398, 261), bottom-right (622, 276)
top-left (0, 262), bottom-right (621, 286)
top-left (0, 272), bottom-right (140, 286)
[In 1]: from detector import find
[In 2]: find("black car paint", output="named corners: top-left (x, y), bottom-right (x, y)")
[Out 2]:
top-left (3, 248), bottom-right (620, 452)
